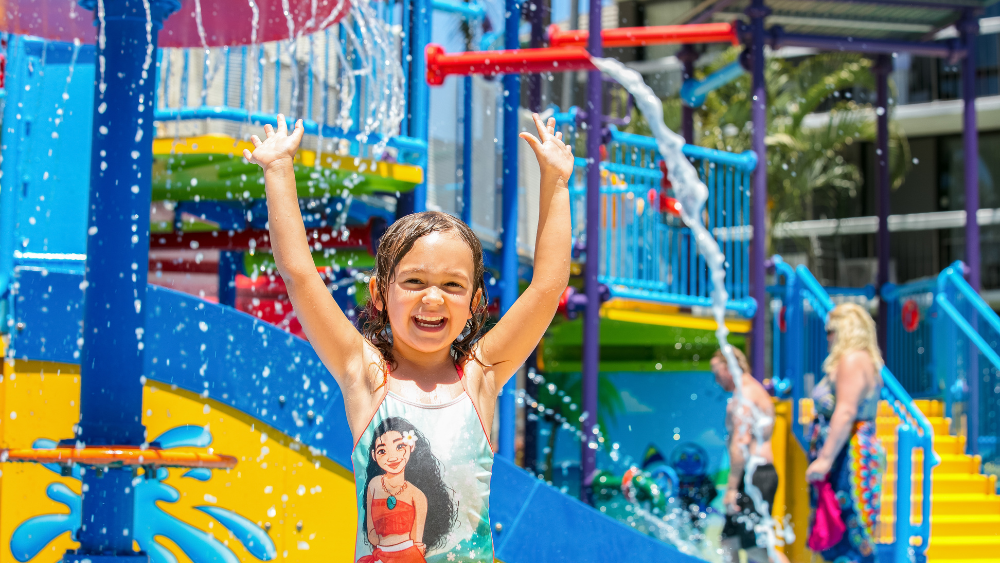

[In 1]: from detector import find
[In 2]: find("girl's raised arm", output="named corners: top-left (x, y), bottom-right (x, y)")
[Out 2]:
top-left (475, 114), bottom-right (573, 389)
top-left (244, 115), bottom-right (372, 393)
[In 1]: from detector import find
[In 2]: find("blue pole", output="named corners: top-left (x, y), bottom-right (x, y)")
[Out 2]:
top-left (407, 0), bottom-right (432, 216)
top-left (960, 11), bottom-right (980, 455)
top-left (580, 0), bottom-right (602, 500)
top-left (218, 251), bottom-right (241, 307)
top-left (71, 0), bottom-right (178, 560)
top-left (498, 0), bottom-right (521, 462)
top-left (894, 424), bottom-right (915, 563)
top-left (747, 0), bottom-right (769, 382)
top-left (462, 76), bottom-right (473, 225)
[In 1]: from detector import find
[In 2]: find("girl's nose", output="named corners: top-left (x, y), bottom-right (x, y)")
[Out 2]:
top-left (422, 288), bottom-right (445, 305)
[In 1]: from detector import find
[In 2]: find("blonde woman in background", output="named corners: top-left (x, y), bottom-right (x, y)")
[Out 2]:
top-left (805, 303), bottom-right (886, 563)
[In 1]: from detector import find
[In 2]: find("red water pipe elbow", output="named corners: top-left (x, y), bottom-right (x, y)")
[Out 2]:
top-left (426, 43), bottom-right (597, 85)
top-left (547, 22), bottom-right (738, 49)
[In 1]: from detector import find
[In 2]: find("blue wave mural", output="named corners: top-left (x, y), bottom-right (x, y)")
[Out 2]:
top-left (10, 426), bottom-right (276, 563)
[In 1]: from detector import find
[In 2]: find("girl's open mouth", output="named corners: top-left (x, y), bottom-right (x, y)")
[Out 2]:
top-left (413, 315), bottom-right (447, 332)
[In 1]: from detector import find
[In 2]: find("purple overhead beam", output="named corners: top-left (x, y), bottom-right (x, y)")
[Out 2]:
top-left (738, 25), bottom-right (967, 59)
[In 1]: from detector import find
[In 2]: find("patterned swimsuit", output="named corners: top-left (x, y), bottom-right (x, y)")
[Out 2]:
top-left (808, 376), bottom-right (886, 563)
top-left (353, 364), bottom-right (495, 563)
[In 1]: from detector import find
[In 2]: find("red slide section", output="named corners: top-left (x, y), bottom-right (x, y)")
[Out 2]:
top-left (151, 220), bottom-right (377, 252)
top-left (425, 44), bottom-right (596, 85)
top-left (547, 22), bottom-right (739, 48)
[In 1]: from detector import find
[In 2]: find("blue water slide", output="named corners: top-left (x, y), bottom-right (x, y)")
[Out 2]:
top-left (10, 267), bottom-right (710, 563)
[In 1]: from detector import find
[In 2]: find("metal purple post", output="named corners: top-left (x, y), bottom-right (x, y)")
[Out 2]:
top-left (961, 13), bottom-right (981, 292)
top-left (960, 10), bottom-right (980, 456)
top-left (678, 44), bottom-right (697, 144)
top-left (580, 0), bottom-right (602, 500)
top-left (747, 0), bottom-right (769, 382)
top-left (874, 54), bottom-right (891, 353)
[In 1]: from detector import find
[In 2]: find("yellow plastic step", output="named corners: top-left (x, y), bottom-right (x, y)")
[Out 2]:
top-left (881, 434), bottom-right (965, 455)
top-left (883, 473), bottom-right (994, 495)
top-left (878, 514), bottom-right (1000, 537)
top-left (881, 493), bottom-right (1000, 517)
top-left (877, 416), bottom-right (951, 436)
top-left (926, 536), bottom-right (1000, 559)
top-left (887, 453), bottom-right (980, 474)
top-left (878, 400), bottom-right (944, 418)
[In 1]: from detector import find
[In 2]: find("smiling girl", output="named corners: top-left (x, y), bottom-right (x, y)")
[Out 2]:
top-left (244, 113), bottom-right (573, 561)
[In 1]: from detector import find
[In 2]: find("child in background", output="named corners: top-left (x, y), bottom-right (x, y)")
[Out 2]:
top-left (243, 114), bottom-right (573, 562)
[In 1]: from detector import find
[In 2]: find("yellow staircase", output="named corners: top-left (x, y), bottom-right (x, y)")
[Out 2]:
top-left (876, 400), bottom-right (1000, 562)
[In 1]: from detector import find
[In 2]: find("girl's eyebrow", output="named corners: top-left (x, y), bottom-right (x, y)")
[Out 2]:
top-left (397, 267), bottom-right (471, 281)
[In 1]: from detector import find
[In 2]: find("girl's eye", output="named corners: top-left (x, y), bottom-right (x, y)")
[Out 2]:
top-left (396, 444), bottom-right (405, 451)
top-left (376, 448), bottom-right (385, 456)
top-left (446, 282), bottom-right (463, 288)
top-left (404, 278), bottom-right (423, 284)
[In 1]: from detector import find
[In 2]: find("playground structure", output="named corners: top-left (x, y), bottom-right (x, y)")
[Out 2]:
top-left (1, 0), bottom-right (1000, 563)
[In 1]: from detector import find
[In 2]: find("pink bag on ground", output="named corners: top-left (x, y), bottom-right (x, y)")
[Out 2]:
top-left (808, 480), bottom-right (846, 551)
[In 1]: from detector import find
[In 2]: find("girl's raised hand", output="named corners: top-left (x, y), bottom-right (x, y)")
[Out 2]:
top-left (519, 113), bottom-right (575, 182)
top-left (243, 114), bottom-right (305, 171)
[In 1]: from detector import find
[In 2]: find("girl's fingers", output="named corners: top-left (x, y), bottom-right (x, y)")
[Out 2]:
top-left (292, 119), bottom-right (305, 142)
top-left (519, 132), bottom-right (542, 153)
top-left (555, 131), bottom-right (563, 141)
top-left (242, 148), bottom-right (254, 162)
top-left (263, 124), bottom-right (274, 138)
top-left (547, 117), bottom-right (556, 135)
top-left (251, 135), bottom-right (263, 148)
top-left (532, 113), bottom-right (549, 141)
top-left (276, 114), bottom-right (287, 135)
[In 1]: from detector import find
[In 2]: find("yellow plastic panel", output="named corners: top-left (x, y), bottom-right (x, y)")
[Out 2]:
top-left (0, 360), bottom-right (358, 563)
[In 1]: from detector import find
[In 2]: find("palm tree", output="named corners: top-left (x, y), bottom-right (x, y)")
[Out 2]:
top-left (626, 47), bottom-right (911, 259)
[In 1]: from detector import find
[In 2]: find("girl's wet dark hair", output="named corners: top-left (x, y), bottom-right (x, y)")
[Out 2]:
top-left (362, 417), bottom-right (456, 550)
top-left (361, 211), bottom-right (488, 370)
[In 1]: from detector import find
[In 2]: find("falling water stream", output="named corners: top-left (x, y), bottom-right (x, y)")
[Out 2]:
top-left (591, 57), bottom-right (793, 561)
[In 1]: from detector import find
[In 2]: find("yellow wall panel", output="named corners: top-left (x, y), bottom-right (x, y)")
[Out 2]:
top-left (0, 361), bottom-right (358, 563)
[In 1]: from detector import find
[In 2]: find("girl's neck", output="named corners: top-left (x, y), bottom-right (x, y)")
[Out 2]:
top-left (384, 472), bottom-right (406, 487)
top-left (391, 342), bottom-right (455, 374)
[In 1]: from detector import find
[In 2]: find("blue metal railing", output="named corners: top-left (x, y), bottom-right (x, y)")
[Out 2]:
top-left (933, 261), bottom-right (1000, 460)
top-left (567, 126), bottom-right (757, 317)
top-left (770, 255), bottom-right (938, 560)
top-left (153, 22), bottom-right (427, 165)
top-left (882, 277), bottom-right (938, 398)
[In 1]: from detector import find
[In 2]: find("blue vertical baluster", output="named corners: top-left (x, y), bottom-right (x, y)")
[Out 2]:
top-left (274, 42), bottom-right (281, 114)
top-left (307, 38), bottom-right (314, 120)
top-left (257, 44), bottom-right (264, 113)
top-left (181, 49), bottom-right (190, 107)
top-left (240, 46), bottom-right (247, 110)
top-left (222, 46), bottom-right (231, 108)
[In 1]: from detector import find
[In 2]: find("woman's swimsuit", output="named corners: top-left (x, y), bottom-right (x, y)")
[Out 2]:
top-left (353, 364), bottom-right (494, 563)
top-left (808, 375), bottom-right (885, 563)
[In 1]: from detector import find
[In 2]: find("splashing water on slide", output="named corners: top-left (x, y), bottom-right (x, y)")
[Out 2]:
top-left (590, 57), bottom-right (794, 561)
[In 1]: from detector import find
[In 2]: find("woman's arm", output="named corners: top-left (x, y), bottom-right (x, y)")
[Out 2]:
top-left (725, 403), bottom-right (749, 507)
top-left (244, 116), bottom-right (371, 391)
top-left (806, 352), bottom-right (874, 481)
top-left (474, 114), bottom-right (573, 390)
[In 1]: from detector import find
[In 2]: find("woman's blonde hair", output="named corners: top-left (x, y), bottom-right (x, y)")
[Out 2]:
top-left (822, 302), bottom-right (884, 380)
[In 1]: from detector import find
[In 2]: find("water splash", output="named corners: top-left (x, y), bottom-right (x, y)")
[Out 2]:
top-left (195, 506), bottom-right (277, 561)
top-left (154, 424), bottom-right (212, 448)
top-left (10, 429), bottom-right (275, 563)
top-left (591, 57), bottom-right (792, 560)
top-left (10, 483), bottom-right (81, 562)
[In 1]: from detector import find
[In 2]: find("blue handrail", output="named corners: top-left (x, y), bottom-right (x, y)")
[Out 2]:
top-left (770, 255), bottom-right (938, 558)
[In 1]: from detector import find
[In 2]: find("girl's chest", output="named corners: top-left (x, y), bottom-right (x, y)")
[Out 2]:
top-left (387, 379), bottom-right (467, 405)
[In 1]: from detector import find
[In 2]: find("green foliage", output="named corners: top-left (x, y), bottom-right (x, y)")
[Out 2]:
top-left (626, 48), bottom-right (911, 253)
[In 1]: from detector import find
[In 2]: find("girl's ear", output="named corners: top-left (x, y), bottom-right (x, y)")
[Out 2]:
top-left (469, 288), bottom-right (483, 320)
top-left (369, 277), bottom-right (382, 312)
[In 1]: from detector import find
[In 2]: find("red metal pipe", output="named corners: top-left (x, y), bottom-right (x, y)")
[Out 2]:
top-left (426, 43), bottom-right (596, 85)
top-left (547, 22), bottom-right (738, 48)
top-left (150, 220), bottom-right (374, 252)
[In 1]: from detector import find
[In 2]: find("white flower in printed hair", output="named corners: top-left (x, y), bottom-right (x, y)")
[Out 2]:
top-left (401, 430), bottom-right (417, 447)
